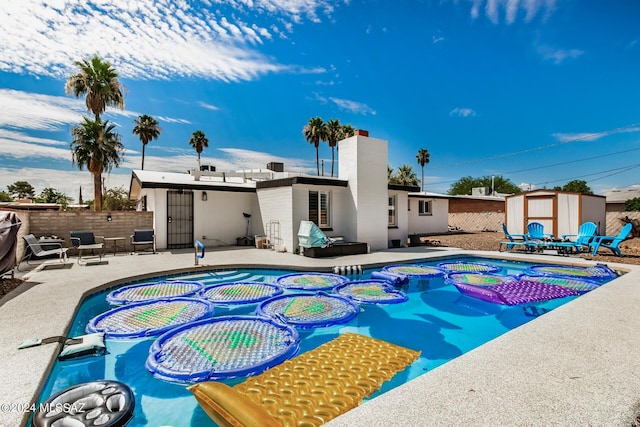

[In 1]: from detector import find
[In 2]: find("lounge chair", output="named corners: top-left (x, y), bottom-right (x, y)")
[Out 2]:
top-left (498, 223), bottom-right (530, 252)
top-left (589, 223), bottom-right (632, 257)
top-left (521, 222), bottom-right (555, 252)
top-left (189, 333), bottom-right (420, 427)
top-left (18, 234), bottom-right (69, 269)
top-left (70, 231), bottom-right (105, 264)
top-left (560, 221), bottom-right (598, 254)
top-left (131, 229), bottom-right (156, 254)
top-left (296, 220), bottom-right (367, 257)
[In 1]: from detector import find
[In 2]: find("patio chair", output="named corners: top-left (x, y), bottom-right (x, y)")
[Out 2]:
top-left (18, 234), bottom-right (69, 269)
top-left (522, 222), bottom-right (555, 252)
top-left (589, 223), bottom-right (632, 257)
top-left (70, 231), bottom-right (105, 265)
top-left (498, 223), bottom-right (530, 252)
top-left (560, 221), bottom-right (598, 254)
top-left (131, 229), bottom-right (156, 254)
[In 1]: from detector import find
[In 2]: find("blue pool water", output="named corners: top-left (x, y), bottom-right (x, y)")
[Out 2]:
top-left (34, 256), bottom-right (615, 426)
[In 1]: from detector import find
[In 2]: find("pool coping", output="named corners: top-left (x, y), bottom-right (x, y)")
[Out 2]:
top-left (0, 246), bottom-right (638, 426)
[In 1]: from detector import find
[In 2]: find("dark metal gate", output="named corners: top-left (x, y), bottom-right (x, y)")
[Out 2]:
top-left (167, 190), bottom-right (193, 249)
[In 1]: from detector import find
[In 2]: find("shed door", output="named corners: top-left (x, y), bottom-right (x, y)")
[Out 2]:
top-left (167, 190), bottom-right (193, 249)
top-left (525, 196), bottom-right (556, 236)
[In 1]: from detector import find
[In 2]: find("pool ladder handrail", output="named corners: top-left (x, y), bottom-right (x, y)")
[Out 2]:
top-left (195, 240), bottom-right (205, 265)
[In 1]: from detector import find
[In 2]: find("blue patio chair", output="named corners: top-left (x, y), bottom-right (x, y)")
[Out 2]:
top-left (589, 223), bottom-right (632, 257)
top-left (560, 221), bottom-right (597, 254)
top-left (499, 223), bottom-right (530, 252)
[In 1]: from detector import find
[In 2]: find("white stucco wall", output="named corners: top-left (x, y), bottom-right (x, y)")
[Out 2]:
top-left (338, 134), bottom-right (388, 250)
top-left (256, 186), bottom-right (293, 252)
top-left (408, 197), bottom-right (449, 234)
top-left (195, 190), bottom-right (257, 247)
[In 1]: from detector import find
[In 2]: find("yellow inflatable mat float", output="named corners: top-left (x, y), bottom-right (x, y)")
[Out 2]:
top-left (189, 333), bottom-right (420, 427)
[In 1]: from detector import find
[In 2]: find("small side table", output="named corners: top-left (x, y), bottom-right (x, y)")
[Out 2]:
top-left (104, 237), bottom-right (127, 256)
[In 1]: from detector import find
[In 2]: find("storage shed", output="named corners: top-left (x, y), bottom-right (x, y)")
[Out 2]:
top-left (505, 190), bottom-right (606, 237)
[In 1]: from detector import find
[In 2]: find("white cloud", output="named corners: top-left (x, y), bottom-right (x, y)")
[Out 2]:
top-left (0, 0), bottom-right (345, 82)
top-left (449, 107), bottom-right (477, 118)
top-left (198, 102), bottom-right (221, 111)
top-left (329, 97), bottom-right (376, 115)
top-left (552, 126), bottom-right (640, 143)
top-left (219, 147), bottom-right (314, 172)
top-left (0, 88), bottom-right (189, 132)
top-left (536, 44), bottom-right (584, 64)
top-left (468, 0), bottom-right (556, 24)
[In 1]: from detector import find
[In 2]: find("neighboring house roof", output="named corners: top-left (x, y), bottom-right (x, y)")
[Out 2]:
top-left (407, 192), bottom-right (504, 201)
top-left (604, 187), bottom-right (640, 204)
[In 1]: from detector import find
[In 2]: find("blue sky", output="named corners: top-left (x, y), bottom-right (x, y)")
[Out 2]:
top-left (1, 0), bottom-right (639, 200)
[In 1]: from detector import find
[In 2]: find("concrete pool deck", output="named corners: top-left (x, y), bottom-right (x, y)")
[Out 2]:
top-left (1, 246), bottom-right (639, 427)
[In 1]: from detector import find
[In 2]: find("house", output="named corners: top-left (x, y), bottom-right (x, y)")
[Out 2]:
top-left (604, 186), bottom-right (640, 212)
top-left (505, 190), bottom-right (606, 237)
top-left (130, 130), bottom-right (450, 253)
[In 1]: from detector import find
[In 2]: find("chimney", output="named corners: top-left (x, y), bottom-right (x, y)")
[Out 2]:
top-left (354, 129), bottom-right (369, 137)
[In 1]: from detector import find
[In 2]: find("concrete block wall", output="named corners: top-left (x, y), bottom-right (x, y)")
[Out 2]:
top-left (10, 210), bottom-right (153, 260)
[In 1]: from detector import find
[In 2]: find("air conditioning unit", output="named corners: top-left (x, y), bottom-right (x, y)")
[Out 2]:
top-left (471, 187), bottom-right (491, 196)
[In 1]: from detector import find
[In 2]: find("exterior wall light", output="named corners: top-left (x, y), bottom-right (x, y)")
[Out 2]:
top-left (107, 214), bottom-right (112, 222)
top-left (202, 191), bottom-right (208, 201)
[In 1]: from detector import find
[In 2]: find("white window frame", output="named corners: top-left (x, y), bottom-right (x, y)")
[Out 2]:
top-left (419, 200), bottom-right (433, 216)
top-left (309, 190), bottom-right (331, 228)
top-left (388, 195), bottom-right (397, 226)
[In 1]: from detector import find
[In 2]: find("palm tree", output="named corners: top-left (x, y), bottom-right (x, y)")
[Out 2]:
top-left (65, 55), bottom-right (125, 121)
top-left (387, 165), bottom-right (396, 184)
top-left (325, 119), bottom-right (342, 177)
top-left (132, 115), bottom-right (161, 170)
top-left (416, 148), bottom-right (430, 192)
top-left (342, 124), bottom-right (356, 138)
top-left (189, 130), bottom-right (209, 169)
top-left (71, 117), bottom-right (124, 212)
top-left (302, 117), bottom-right (327, 176)
top-left (394, 164), bottom-right (419, 186)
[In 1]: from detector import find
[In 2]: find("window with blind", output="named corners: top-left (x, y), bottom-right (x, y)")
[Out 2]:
top-left (388, 195), bottom-right (397, 226)
top-left (309, 190), bottom-right (330, 227)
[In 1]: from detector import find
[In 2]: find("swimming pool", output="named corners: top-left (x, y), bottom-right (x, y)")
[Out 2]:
top-left (32, 256), bottom-right (617, 426)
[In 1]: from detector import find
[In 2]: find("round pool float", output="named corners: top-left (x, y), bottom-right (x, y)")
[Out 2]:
top-left (31, 380), bottom-right (134, 427)
top-left (381, 264), bottom-right (444, 278)
top-left (446, 272), bottom-right (516, 287)
top-left (86, 297), bottom-right (216, 339)
top-left (518, 274), bottom-right (601, 293)
top-left (256, 292), bottom-right (360, 328)
top-left (106, 280), bottom-right (204, 305)
top-left (333, 280), bottom-right (408, 304)
top-left (199, 282), bottom-right (283, 305)
top-left (524, 264), bottom-right (617, 281)
top-left (146, 315), bottom-right (300, 383)
top-left (438, 261), bottom-right (501, 273)
top-left (275, 272), bottom-right (349, 291)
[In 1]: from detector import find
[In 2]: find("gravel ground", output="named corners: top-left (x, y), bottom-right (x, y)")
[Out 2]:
top-left (2, 233), bottom-right (638, 300)
top-left (424, 231), bottom-right (640, 265)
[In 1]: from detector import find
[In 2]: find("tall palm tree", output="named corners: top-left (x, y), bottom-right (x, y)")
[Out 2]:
top-left (416, 148), bottom-right (430, 192)
top-left (189, 130), bottom-right (209, 169)
top-left (325, 119), bottom-right (342, 177)
top-left (302, 117), bottom-right (327, 176)
top-left (71, 118), bottom-right (124, 212)
top-left (387, 165), bottom-right (396, 184)
top-left (395, 164), bottom-right (419, 186)
top-left (342, 124), bottom-right (356, 138)
top-left (65, 55), bottom-right (125, 121)
top-left (132, 115), bottom-right (161, 170)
